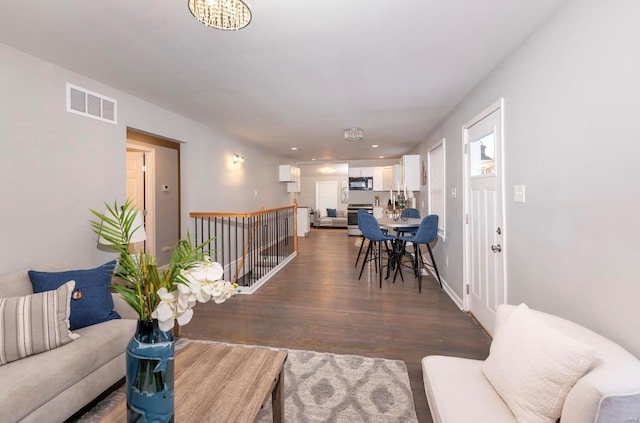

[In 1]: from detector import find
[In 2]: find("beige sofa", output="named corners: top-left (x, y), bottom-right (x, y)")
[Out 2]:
top-left (317, 209), bottom-right (348, 228)
top-left (0, 264), bottom-right (137, 423)
top-left (422, 304), bottom-right (640, 423)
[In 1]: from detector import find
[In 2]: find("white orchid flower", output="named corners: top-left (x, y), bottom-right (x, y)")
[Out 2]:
top-left (176, 281), bottom-right (198, 309)
top-left (190, 261), bottom-right (224, 283)
top-left (182, 261), bottom-right (226, 303)
top-left (176, 307), bottom-right (193, 327)
top-left (152, 288), bottom-right (179, 331)
top-left (151, 259), bottom-right (236, 332)
top-left (210, 280), bottom-right (237, 304)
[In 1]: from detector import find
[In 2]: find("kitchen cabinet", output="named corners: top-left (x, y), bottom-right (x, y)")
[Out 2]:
top-left (279, 165), bottom-right (299, 182)
top-left (287, 166), bottom-right (301, 192)
top-left (287, 180), bottom-right (300, 193)
top-left (372, 167), bottom-right (384, 191)
top-left (348, 167), bottom-right (374, 178)
top-left (382, 166), bottom-right (394, 191)
top-left (401, 155), bottom-right (420, 191)
top-left (279, 164), bottom-right (300, 192)
top-left (392, 164), bottom-right (402, 191)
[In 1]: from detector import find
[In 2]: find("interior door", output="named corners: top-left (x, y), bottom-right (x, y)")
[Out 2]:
top-left (126, 150), bottom-right (146, 252)
top-left (464, 101), bottom-right (505, 335)
top-left (126, 151), bottom-right (145, 211)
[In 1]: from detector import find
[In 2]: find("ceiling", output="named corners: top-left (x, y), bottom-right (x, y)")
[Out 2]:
top-left (0, 0), bottom-right (565, 162)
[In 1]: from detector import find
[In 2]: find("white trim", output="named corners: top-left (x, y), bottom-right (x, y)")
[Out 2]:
top-left (236, 253), bottom-right (297, 295)
top-left (461, 98), bottom-right (506, 311)
top-left (428, 138), bottom-right (446, 241)
top-left (422, 267), bottom-right (463, 309)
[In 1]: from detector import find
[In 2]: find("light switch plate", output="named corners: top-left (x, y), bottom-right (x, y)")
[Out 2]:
top-left (514, 185), bottom-right (525, 203)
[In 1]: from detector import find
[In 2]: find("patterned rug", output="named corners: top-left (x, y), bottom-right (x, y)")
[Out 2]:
top-left (77, 339), bottom-right (418, 423)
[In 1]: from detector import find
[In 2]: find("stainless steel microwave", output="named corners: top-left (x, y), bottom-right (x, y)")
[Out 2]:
top-left (348, 177), bottom-right (373, 190)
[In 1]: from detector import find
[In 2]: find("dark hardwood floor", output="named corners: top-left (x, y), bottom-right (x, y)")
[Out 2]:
top-left (181, 227), bottom-right (491, 423)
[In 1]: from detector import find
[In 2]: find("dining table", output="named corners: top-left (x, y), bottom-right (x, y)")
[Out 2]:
top-left (376, 217), bottom-right (421, 282)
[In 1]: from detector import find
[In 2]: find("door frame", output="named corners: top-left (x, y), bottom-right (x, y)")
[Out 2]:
top-left (126, 143), bottom-right (156, 257)
top-left (462, 98), bottom-right (508, 313)
top-left (127, 128), bottom-right (183, 266)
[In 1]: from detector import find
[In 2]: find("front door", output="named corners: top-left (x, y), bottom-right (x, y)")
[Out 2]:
top-left (463, 100), bottom-right (505, 335)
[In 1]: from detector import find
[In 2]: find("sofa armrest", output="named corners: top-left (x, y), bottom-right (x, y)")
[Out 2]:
top-left (112, 293), bottom-right (139, 320)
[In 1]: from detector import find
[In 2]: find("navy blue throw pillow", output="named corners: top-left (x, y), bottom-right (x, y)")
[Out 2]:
top-left (29, 261), bottom-right (120, 330)
top-left (327, 208), bottom-right (337, 218)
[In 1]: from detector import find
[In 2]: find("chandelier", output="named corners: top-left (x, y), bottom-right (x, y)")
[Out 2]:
top-left (188, 0), bottom-right (252, 31)
top-left (344, 128), bottom-right (364, 142)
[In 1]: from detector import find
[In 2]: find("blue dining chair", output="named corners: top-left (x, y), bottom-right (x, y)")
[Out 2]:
top-left (396, 208), bottom-right (420, 236)
top-left (354, 209), bottom-right (370, 268)
top-left (401, 208), bottom-right (420, 219)
top-left (358, 212), bottom-right (397, 288)
top-left (399, 215), bottom-right (442, 293)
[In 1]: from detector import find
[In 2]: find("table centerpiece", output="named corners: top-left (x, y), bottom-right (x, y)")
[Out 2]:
top-left (90, 199), bottom-right (237, 423)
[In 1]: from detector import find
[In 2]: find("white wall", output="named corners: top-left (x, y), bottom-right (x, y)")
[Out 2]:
top-left (0, 43), bottom-right (289, 273)
top-left (298, 174), bottom-right (350, 216)
top-left (420, 0), bottom-right (640, 356)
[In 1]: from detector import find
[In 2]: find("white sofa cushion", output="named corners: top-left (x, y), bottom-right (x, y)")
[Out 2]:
top-left (481, 304), bottom-right (596, 423)
top-left (494, 305), bottom-right (640, 423)
top-left (422, 355), bottom-right (516, 423)
top-left (0, 280), bottom-right (77, 365)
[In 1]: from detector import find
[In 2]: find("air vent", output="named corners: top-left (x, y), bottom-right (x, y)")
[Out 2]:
top-left (66, 83), bottom-right (117, 124)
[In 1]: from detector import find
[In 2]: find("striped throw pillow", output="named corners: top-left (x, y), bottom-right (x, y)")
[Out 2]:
top-left (0, 280), bottom-right (78, 365)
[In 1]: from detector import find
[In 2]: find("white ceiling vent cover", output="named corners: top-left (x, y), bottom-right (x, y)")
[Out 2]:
top-left (66, 83), bottom-right (117, 124)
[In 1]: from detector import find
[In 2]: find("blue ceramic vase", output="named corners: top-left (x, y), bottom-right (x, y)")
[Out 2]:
top-left (126, 319), bottom-right (175, 423)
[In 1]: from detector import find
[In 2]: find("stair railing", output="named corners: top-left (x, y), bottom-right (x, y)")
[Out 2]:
top-left (189, 205), bottom-right (297, 294)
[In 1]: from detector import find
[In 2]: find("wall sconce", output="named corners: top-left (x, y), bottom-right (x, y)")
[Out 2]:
top-left (233, 153), bottom-right (244, 164)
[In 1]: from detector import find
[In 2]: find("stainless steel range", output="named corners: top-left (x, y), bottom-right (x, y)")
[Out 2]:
top-left (347, 203), bottom-right (373, 236)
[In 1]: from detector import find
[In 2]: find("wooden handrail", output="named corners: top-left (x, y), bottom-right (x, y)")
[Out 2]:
top-left (189, 205), bottom-right (294, 219)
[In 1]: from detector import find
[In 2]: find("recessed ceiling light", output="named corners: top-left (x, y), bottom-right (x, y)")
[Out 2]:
top-left (291, 147), bottom-right (298, 150)
top-left (311, 158), bottom-right (316, 161)
top-left (372, 144), bottom-right (379, 148)
top-left (379, 156), bottom-right (385, 159)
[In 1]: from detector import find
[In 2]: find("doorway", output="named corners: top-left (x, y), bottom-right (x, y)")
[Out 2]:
top-left (463, 99), bottom-right (506, 335)
top-left (126, 129), bottom-right (181, 266)
top-left (315, 181), bottom-right (338, 218)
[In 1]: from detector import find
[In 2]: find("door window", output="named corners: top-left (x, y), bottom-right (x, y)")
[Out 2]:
top-left (470, 133), bottom-right (496, 177)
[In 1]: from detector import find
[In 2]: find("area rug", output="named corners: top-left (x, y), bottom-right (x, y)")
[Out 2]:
top-left (77, 338), bottom-right (418, 423)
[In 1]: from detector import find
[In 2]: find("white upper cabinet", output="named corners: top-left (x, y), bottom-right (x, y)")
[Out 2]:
top-left (372, 167), bottom-right (384, 191)
top-left (279, 165), bottom-right (298, 182)
top-left (287, 167), bottom-right (301, 192)
top-left (348, 167), bottom-right (374, 178)
top-left (392, 164), bottom-right (402, 191)
top-left (279, 165), bottom-right (300, 192)
top-left (382, 166), bottom-right (394, 191)
top-left (401, 154), bottom-right (420, 191)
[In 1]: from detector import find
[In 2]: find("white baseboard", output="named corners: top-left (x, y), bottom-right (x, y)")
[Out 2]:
top-left (235, 252), bottom-right (297, 295)
top-left (424, 267), bottom-right (464, 310)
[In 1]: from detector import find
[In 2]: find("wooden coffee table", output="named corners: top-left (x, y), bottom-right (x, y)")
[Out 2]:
top-left (99, 342), bottom-right (288, 422)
